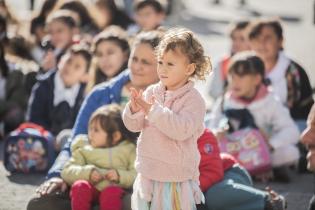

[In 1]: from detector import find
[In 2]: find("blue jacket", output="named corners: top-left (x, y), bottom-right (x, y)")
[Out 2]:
top-left (47, 70), bottom-right (130, 178)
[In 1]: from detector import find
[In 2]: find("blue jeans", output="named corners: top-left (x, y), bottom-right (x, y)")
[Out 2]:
top-left (205, 164), bottom-right (267, 210)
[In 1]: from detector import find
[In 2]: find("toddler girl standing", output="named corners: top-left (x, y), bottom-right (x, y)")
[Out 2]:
top-left (123, 28), bottom-right (211, 210)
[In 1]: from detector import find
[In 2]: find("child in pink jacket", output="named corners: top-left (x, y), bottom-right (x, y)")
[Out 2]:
top-left (123, 27), bottom-right (211, 210)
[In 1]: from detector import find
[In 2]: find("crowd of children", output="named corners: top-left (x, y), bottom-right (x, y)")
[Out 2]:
top-left (0, 0), bottom-right (314, 210)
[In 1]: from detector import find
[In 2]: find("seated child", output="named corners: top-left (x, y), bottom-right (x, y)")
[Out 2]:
top-left (27, 44), bottom-right (91, 136)
top-left (208, 20), bottom-right (250, 100)
top-left (208, 51), bottom-right (300, 182)
top-left (41, 9), bottom-right (79, 73)
top-left (61, 104), bottom-right (136, 210)
top-left (132, 0), bottom-right (166, 33)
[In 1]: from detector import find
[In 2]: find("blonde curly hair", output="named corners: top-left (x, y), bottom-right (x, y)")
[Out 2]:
top-left (156, 27), bottom-right (212, 81)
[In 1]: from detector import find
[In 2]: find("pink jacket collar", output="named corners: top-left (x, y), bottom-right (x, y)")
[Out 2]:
top-left (229, 85), bottom-right (269, 105)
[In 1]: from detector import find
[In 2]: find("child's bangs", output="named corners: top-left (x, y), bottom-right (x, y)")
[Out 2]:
top-left (230, 61), bottom-right (253, 76)
top-left (157, 40), bottom-right (187, 59)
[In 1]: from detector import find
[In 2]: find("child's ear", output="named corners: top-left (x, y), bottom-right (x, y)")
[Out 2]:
top-left (186, 63), bottom-right (196, 76)
top-left (254, 74), bottom-right (262, 85)
top-left (112, 131), bottom-right (122, 145)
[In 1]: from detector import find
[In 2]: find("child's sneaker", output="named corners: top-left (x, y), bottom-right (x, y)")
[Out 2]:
top-left (264, 188), bottom-right (287, 210)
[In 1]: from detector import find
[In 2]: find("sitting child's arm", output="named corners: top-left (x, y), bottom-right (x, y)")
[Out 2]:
top-left (61, 136), bottom-right (101, 185)
top-left (268, 100), bottom-right (300, 150)
top-left (110, 145), bottom-right (136, 189)
top-left (60, 149), bottom-right (98, 185)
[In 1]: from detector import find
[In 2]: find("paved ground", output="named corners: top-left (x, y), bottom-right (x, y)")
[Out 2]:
top-left (1, 0), bottom-right (314, 209)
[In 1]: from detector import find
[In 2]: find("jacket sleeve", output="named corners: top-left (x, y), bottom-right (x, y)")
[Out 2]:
top-left (26, 81), bottom-right (50, 130)
top-left (116, 145), bottom-right (137, 189)
top-left (147, 91), bottom-right (206, 141)
top-left (61, 149), bottom-right (96, 185)
top-left (268, 99), bottom-right (300, 149)
top-left (122, 103), bottom-right (145, 132)
top-left (198, 129), bottom-right (224, 192)
top-left (72, 88), bottom-right (110, 137)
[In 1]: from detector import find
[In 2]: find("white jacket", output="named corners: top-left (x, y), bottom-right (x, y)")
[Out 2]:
top-left (208, 91), bottom-right (300, 150)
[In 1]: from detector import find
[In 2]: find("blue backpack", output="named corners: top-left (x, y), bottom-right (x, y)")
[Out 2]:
top-left (4, 122), bottom-right (56, 173)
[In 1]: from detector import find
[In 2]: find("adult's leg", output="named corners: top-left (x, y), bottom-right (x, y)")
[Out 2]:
top-left (27, 192), bottom-right (71, 210)
top-left (99, 186), bottom-right (125, 210)
top-left (70, 180), bottom-right (99, 210)
top-left (205, 165), bottom-right (267, 210)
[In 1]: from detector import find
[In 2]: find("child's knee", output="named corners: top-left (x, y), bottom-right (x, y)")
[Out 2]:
top-left (101, 186), bottom-right (125, 198)
top-left (71, 180), bottom-right (93, 196)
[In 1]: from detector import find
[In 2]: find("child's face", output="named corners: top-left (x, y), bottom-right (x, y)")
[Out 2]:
top-left (157, 49), bottom-right (194, 91)
top-left (59, 53), bottom-right (87, 87)
top-left (95, 40), bottom-right (128, 78)
top-left (228, 73), bottom-right (261, 98)
top-left (47, 20), bottom-right (75, 49)
top-left (249, 26), bottom-right (283, 64)
top-left (135, 6), bottom-right (164, 31)
top-left (129, 43), bottom-right (159, 90)
top-left (88, 120), bottom-right (108, 148)
top-left (94, 3), bottom-right (111, 28)
top-left (231, 29), bottom-right (250, 54)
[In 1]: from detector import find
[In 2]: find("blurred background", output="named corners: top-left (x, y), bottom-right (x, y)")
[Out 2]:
top-left (0, 0), bottom-right (314, 209)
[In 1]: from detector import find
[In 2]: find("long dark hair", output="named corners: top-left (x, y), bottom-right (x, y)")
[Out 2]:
top-left (37, 0), bottom-right (59, 19)
top-left (0, 42), bottom-right (8, 78)
top-left (60, 0), bottom-right (99, 34)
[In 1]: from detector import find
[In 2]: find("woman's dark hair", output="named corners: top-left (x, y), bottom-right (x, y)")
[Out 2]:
top-left (228, 51), bottom-right (265, 79)
top-left (8, 36), bottom-right (34, 61)
top-left (89, 104), bottom-right (137, 147)
top-left (0, 42), bottom-right (8, 78)
top-left (60, 0), bottom-right (99, 34)
top-left (37, 0), bottom-right (59, 19)
top-left (248, 18), bottom-right (283, 40)
top-left (0, 15), bottom-right (8, 43)
top-left (96, 0), bottom-right (134, 29)
top-left (30, 15), bottom-right (45, 35)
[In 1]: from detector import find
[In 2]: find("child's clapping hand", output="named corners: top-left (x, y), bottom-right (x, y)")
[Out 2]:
top-left (129, 88), bottom-right (154, 114)
top-left (90, 169), bottom-right (103, 184)
top-left (105, 169), bottom-right (120, 183)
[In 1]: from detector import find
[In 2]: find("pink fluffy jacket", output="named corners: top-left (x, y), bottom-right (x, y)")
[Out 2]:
top-left (123, 81), bottom-right (206, 182)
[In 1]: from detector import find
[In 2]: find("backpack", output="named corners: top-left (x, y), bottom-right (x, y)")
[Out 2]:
top-left (216, 108), bottom-right (271, 175)
top-left (3, 122), bottom-right (56, 173)
top-left (218, 128), bottom-right (272, 175)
